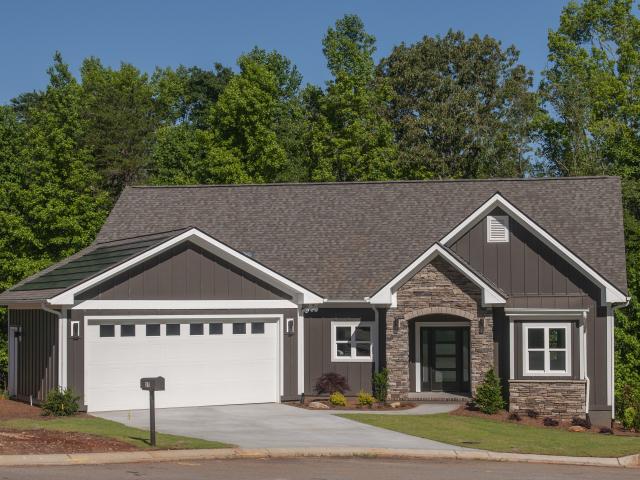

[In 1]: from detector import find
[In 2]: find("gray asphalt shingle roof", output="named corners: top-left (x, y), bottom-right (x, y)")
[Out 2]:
top-left (0, 176), bottom-right (627, 302)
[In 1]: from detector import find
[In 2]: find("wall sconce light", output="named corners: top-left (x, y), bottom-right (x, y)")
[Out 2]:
top-left (393, 318), bottom-right (399, 334)
top-left (479, 318), bottom-right (485, 335)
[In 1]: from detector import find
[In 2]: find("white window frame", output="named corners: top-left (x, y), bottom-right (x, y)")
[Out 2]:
top-left (487, 215), bottom-right (509, 243)
top-left (523, 322), bottom-right (571, 377)
top-left (331, 321), bottom-right (374, 363)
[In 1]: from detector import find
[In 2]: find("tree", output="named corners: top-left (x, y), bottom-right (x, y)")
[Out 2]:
top-left (304, 14), bottom-right (397, 182)
top-left (539, 0), bottom-right (640, 414)
top-left (379, 30), bottom-right (539, 179)
top-left (79, 58), bottom-right (160, 196)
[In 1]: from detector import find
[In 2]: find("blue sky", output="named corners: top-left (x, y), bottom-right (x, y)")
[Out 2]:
top-left (0, 1), bottom-right (569, 103)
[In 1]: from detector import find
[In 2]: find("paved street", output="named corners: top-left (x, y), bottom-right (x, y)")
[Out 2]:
top-left (0, 457), bottom-right (636, 480)
top-left (96, 403), bottom-right (461, 449)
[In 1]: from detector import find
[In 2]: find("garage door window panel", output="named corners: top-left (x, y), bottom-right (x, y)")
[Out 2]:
top-left (233, 323), bottom-right (246, 335)
top-left (190, 323), bottom-right (204, 336)
top-left (251, 322), bottom-right (265, 334)
top-left (209, 323), bottom-right (223, 335)
top-left (120, 324), bottom-right (135, 337)
top-left (99, 325), bottom-right (115, 338)
top-left (146, 324), bottom-right (161, 336)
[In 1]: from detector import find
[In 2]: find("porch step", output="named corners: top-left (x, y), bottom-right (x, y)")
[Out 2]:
top-left (407, 392), bottom-right (471, 403)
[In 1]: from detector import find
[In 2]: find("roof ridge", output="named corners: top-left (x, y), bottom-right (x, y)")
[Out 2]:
top-left (126, 176), bottom-right (618, 189)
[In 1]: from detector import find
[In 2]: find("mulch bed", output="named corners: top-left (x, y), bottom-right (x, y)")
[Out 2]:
top-left (0, 398), bottom-right (138, 454)
top-left (292, 400), bottom-right (416, 411)
top-left (0, 428), bottom-right (138, 455)
top-left (451, 405), bottom-right (640, 436)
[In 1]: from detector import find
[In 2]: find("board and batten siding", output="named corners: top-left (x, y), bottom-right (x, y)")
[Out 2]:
top-left (8, 309), bottom-right (58, 404)
top-left (304, 308), bottom-right (374, 395)
top-left (78, 241), bottom-right (291, 301)
top-left (450, 210), bottom-right (611, 412)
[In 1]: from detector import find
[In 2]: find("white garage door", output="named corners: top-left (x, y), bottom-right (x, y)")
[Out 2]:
top-left (85, 318), bottom-right (279, 412)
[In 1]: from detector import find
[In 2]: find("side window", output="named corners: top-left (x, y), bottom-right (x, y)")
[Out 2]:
top-left (99, 325), bottom-right (115, 338)
top-left (331, 322), bottom-right (373, 361)
top-left (146, 324), bottom-right (161, 337)
top-left (120, 324), bottom-right (135, 337)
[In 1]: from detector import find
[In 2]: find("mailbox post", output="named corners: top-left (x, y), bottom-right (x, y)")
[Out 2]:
top-left (140, 377), bottom-right (165, 447)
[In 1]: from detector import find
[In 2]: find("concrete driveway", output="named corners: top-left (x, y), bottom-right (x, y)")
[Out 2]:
top-left (95, 403), bottom-right (463, 449)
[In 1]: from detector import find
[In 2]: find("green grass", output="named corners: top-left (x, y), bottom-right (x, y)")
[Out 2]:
top-left (0, 416), bottom-right (232, 450)
top-left (339, 413), bottom-right (640, 457)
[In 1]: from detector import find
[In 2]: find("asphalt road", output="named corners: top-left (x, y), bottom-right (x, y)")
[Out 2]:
top-left (0, 458), bottom-right (637, 480)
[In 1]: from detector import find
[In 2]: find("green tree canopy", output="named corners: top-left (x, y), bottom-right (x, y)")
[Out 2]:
top-left (379, 30), bottom-right (540, 179)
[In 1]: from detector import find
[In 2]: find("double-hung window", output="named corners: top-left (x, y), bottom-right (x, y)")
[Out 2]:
top-left (331, 322), bottom-right (373, 362)
top-left (523, 323), bottom-right (571, 376)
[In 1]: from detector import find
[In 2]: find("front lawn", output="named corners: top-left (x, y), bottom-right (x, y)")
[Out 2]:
top-left (0, 416), bottom-right (231, 450)
top-left (340, 413), bottom-right (640, 457)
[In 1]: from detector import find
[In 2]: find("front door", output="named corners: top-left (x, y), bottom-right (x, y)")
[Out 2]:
top-left (420, 326), bottom-right (469, 393)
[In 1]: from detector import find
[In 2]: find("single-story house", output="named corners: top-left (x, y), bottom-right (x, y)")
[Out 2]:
top-left (0, 177), bottom-right (628, 426)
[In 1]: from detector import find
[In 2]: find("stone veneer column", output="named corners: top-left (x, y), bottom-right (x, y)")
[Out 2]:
top-left (385, 257), bottom-right (494, 399)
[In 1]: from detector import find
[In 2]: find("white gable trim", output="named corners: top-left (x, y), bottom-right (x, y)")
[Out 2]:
top-left (368, 244), bottom-right (506, 307)
top-left (440, 193), bottom-right (628, 305)
top-left (47, 228), bottom-right (324, 306)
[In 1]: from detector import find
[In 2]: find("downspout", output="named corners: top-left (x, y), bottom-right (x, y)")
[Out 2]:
top-left (370, 305), bottom-right (379, 372)
top-left (582, 310), bottom-right (589, 415)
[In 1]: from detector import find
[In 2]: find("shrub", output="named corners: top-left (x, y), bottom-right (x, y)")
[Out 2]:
top-left (42, 388), bottom-right (79, 416)
top-left (372, 368), bottom-right (388, 402)
top-left (543, 417), bottom-right (559, 427)
top-left (315, 372), bottom-right (350, 395)
top-left (357, 390), bottom-right (375, 406)
top-left (526, 409), bottom-right (539, 419)
top-left (329, 391), bottom-right (347, 407)
top-left (571, 416), bottom-right (591, 429)
top-left (473, 368), bottom-right (505, 414)
top-left (599, 426), bottom-right (613, 435)
top-left (508, 412), bottom-right (521, 421)
top-left (618, 385), bottom-right (640, 431)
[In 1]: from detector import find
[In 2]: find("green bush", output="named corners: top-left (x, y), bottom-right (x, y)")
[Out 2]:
top-left (329, 391), bottom-right (347, 407)
top-left (618, 384), bottom-right (640, 431)
top-left (474, 368), bottom-right (505, 414)
top-left (372, 368), bottom-right (388, 402)
top-left (357, 390), bottom-right (375, 406)
top-left (42, 388), bottom-right (80, 416)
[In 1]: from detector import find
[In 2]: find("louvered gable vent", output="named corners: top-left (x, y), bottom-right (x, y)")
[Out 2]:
top-left (487, 215), bottom-right (509, 243)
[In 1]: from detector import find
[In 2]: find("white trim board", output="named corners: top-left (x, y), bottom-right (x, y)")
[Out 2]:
top-left (48, 228), bottom-right (324, 306)
top-left (73, 300), bottom-right (298, 310)
top-left (369, 244), bottom-right (506, 307)
top-left (440, 193), bottom-right (627, 305)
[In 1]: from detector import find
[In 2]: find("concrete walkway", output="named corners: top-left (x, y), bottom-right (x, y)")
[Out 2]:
top-left (95, 403), bottom-right (462, 450)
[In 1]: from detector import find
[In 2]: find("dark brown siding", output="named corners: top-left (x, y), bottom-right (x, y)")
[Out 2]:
top-left (78, 242), bottom-right (291, 301)
top-left (304, 308), bottom-right (374, 395)
top-left (451, 212), bottom-right (610, 410)
top-left (70, 308), bottom-right (299, 403)
top-left (8, 309), bottom-right (58, 403)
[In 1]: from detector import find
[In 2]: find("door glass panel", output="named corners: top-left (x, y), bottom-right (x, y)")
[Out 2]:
top-left (462, 329), bottom-right (469, 382)
top-left (549, 351), bottom-right (566, 371)
top-left (549, 329), bottom-right (566, 349)
top-left (527, 328), bottom-right (544, 349)
top-left (528, 351), bottom-right (545, 370)
top-left (435, 357), bottom-right (456, 369)
top-left (435, 343), bottom-right (456, 355)
top-left (435, 370), bottom-right (457, 382)
top-left (420, 329), bottom-right (429, 389)
top-left (435, 329), bottom-right (456, 342)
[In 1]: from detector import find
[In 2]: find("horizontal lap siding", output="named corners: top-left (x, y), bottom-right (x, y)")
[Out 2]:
top-left (304, 308), bottom-right (374, 395)
top-left (8, 309), bottom-right (58, 404)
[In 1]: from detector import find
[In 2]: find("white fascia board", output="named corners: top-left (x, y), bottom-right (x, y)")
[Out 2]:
top-left (48, 228), bottom-right (324, 306)
top-left (440, 193), bottom-right (628, 305)
top-left (72, 299), bottom-right (298, 310)
top-left (504, 308), bottom-right (589, 320)
top-left (368, 243), bottom-right (506, 307)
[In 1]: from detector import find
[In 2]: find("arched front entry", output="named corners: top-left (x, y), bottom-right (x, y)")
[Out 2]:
top-left (408, 309), bottom-right (474, 394)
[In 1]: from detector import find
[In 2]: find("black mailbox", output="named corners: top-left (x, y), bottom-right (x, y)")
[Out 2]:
top-left (140, 376), bottom-right (165, 392)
